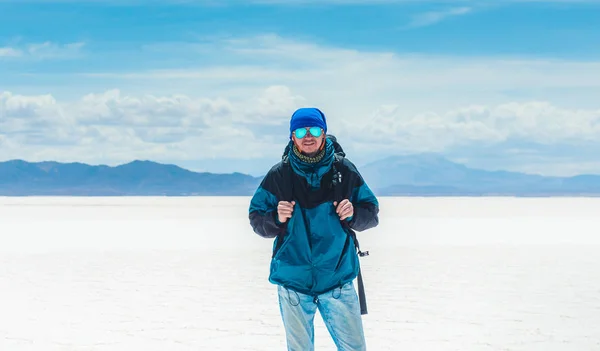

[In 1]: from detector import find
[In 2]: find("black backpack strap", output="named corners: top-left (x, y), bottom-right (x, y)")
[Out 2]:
top-left (272, 155), bottom-right (294, 258)
top-left (332, 154), bottom-right (368, 255)
top-left (280, 154), bottom-right (294, 202)
top-left (332, 154), bottom-right (369, 315)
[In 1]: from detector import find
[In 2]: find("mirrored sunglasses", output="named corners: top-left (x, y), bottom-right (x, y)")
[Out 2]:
top-left (294, 127), bottom-right (323, 139)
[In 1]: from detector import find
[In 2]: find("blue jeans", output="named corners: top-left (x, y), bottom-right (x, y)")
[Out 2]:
top-left (277, 281), bottom-right (367, 351)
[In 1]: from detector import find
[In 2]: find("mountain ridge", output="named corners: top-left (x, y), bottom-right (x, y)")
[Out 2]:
top-left (0, 156), bottom-right (599, 196)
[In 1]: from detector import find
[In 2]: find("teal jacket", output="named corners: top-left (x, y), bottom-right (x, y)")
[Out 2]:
top-left (249, 136), bottom-right (379, 296)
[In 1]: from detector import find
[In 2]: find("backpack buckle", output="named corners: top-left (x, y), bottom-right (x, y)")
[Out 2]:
top-left (332, 170), bottom-right (342, 186)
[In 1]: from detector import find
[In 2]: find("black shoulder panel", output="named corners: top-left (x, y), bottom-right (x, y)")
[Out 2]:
top-left (260, 161), bottom-right (294, 202)
top-left (332, 157), bottom-right (365, 199)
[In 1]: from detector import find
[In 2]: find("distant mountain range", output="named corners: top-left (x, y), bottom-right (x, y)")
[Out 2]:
top-left (1, 156), bottom-right (599, 196)
top-left (359, 154), bottom-right (600, 196)
top-left (0, 160), bottom-right (258, 196)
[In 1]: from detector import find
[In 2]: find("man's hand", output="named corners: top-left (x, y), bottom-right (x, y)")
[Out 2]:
top-left (277, 201), bottom-right (296, 223)
top-left (333, 199), bottom-right (354, 220)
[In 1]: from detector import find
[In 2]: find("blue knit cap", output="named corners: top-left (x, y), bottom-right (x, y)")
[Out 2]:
top-left (289, 107), bottom-right (327, 139)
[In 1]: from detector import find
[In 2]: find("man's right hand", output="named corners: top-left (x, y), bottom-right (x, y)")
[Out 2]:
top-left (277, 201), bottom-right (296, 223)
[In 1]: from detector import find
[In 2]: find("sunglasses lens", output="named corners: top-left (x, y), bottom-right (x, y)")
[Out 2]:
top-left (309, 127), bottom-right (322, 137)
top-left (294, 127), bottom-right (322, 138)
top-left (294, 128), bottom-right (308, 138)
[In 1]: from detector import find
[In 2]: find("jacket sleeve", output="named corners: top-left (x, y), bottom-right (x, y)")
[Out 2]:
top-left (248, 168), bottom-right (285, 239)
top-left (345, 162), bottom-right (380, 232)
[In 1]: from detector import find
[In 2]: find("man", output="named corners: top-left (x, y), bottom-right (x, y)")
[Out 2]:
top-left (248, 107), bottom-right (379, 351)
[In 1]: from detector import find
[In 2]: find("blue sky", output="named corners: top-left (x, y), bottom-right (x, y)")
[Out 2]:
top-left (1, 0), bottom-right (599, 176)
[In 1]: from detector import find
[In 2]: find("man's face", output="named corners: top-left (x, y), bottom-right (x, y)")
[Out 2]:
top-left (292, 127), bottom-right (325, 156)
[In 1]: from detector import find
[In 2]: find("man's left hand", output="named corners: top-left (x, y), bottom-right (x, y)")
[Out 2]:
top-left (333, 199), bottom-right (353, 220)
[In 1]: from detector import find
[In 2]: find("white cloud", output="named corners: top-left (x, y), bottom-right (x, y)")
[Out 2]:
top-left (26, 41), bottom-right (85, 59)
top-left (406, 7), bottom-right (472, 28)
top-left (75, 89), bottom-right (227, 128)
top-left (1, 88), bottom-right (600, 175)
top-left (0, 88), bottom-right (296, 164)
top-left (81, 35), bottom-right (600, 99)
top-left (0, 92), bottom-right (65, 130)
top-left (0, 47), bottom-right (22, 57)
top-left (349, 101), bottom-right (600, 153)
top-left (63, 34), bottom-right (600, 147)
top-left (0, 41), bottom-right (85, 60)
top-left (3, 35), bottom-right (600, 174)
top-left (239, 85), bottom-right (306, 125)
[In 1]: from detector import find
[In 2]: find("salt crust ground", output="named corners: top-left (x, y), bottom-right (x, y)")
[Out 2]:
top-left (1, 196), bottom-right (599, 350)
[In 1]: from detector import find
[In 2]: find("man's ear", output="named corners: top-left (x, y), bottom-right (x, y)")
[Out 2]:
top-left (291, 135), bottom-right (301, 151)
top-left (319, 135), bottom-right (326, 150)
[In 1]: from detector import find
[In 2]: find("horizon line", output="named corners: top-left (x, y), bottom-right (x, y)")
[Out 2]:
top-left (2, 157), bottom-right (600, 179)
